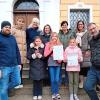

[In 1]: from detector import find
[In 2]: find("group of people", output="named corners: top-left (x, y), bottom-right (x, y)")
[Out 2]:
top-left (0, 17), bottom-right (100, 100)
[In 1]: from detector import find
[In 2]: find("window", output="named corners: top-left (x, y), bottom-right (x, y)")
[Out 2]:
top-left (70, 9), bottom-right (90, 30)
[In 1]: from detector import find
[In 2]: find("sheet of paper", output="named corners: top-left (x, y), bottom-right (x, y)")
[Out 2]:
top-left (53, 45), bottom-right (64, 60)
top-left (67, 53), bottom-right (78, 66)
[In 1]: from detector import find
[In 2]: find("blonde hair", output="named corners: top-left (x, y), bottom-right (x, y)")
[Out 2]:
top-left (50, 32), bottom-right (62, 45)
top-left (28, 17), bottom-right (40, 28)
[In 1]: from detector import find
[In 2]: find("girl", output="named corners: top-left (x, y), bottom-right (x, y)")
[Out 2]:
top-left (64, 38), bottom-right (83, 100)
top-left (27, 36), bottom-right (46, 100)
top-left (44, 32), bottom-right (62, 100)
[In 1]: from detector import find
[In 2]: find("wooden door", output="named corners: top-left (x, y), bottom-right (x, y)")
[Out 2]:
top-left (13, 11), bottom-right (39, 29)
top-left (13, 0), bottom-right (39, 29)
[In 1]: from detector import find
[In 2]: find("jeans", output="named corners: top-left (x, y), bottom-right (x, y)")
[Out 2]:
top-left (33, 80), bottom-right (42, 96)
top-left (49, 66), bottom-right (60, 95)
top-left (84, 67), bottom-right (100, 100)
top-left (0, 66), bottom-right (21, 100)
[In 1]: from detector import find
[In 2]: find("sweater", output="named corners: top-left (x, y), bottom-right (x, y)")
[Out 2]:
top-left (0, 32), bottom-right (21, 67)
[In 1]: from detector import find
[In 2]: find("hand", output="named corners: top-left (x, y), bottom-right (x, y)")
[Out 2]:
top-left (57, 60), bottom-right (62, 64)
top-left (18, 65), bottom-right (22, 70)
top-left (36, 53), bottom-right (42, 58)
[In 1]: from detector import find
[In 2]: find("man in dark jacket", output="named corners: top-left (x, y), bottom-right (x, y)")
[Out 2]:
top-left (0, 21), bottom-right (21, 100)
top-left (84, 23), bottom-right (100, 100)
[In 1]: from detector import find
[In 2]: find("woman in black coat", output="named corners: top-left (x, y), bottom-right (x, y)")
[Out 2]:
top-left (27, 36), bottom-right (46, 100)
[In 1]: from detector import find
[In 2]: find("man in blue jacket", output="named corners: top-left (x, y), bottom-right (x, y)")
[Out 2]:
top-left (84, 23), bottom-right (100, 100)
top-left (0, 21), bottom-right (21, 100)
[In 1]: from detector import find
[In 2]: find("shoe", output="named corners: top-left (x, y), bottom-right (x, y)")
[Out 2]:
top-left (56, 94), bottom-right (61, 99)
top-left (74, 94), bottom-right (79, 100)
top-left (38, 95), bottom-right (42, 100)
top-left (79, 82), bottom-right (83, 89)
top-left (33, 96), bottom-right (37, 100)
top-left (96, 85), bottom-right (100, 93)
top-left (52, 94), bottom-right (56, 100)
top-left (70, 94), bottom-right (74, 100)
top-left (15, 84), bottom-right (23, 89)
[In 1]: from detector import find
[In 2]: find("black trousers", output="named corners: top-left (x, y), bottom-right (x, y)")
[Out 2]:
top-left (33, 80), bottom-right (42, 96)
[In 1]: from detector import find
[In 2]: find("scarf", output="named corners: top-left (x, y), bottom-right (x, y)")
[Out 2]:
top-left (76, 31), bottom-right (86, 47)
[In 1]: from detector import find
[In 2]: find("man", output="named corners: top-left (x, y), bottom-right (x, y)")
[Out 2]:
top-left (0, 21), bottom-right (21, 100)
top-left (84, 23), bottom-right (100, 100)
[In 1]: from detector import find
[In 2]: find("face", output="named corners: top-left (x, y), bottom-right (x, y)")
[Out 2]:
top-left (77, 21), bottom-right (84, 31)
top-left (17, 18), bottom-right (24, 27)
top-left (2, 26), bottom-right (11, 35)
top-left (34, 38), bottom-right (42, 46)
top-left (61, 23), bottom-right (68, 31)
top-left (69, 39), bottom-right (76, 46)
top-left (88, 24), bottom-right (98, 37)
top-left (32, 22), bottom-right (38, 28)
top-left (51, 34), bottom-right (58, 43)
top-left (44, 25), bottom-right (51, 34)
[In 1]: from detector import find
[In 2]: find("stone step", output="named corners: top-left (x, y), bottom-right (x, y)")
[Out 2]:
top-left (15, 79), bottom-right (86, 95)
top-left (10, 79), bottom-right (100, 100)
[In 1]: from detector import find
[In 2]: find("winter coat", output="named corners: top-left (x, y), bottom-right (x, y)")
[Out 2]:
top-left (58, 29), bottom-right (75, 49)
top-left (76, 31), bottom-right (92, 68)
top-left (0, 32), bottom-right (21, 67)
top-left (26, 27), bottom-right (42, 51)
top-left (12, 26), bottom-right (27, 64)
top-left (90, 31), bottom-right (100, 70)
top-left (64, 46), bottom-right (83, 71)
top-left (27, 43), bottom-right (46, 80)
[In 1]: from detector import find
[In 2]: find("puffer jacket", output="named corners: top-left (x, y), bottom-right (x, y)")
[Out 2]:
top-left (12, 25), bottom-right (27, 64)
top-left (90, 31), bottom-right (100, 70)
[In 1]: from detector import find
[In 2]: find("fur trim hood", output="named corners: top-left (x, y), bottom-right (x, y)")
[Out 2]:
top-left (30, 43), bottom-right (44, 48)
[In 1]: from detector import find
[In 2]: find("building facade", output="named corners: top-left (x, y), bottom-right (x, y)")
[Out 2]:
top-left (0, 0), bottom-right (100, 32)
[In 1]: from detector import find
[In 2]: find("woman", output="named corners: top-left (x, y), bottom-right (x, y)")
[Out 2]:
top-left (41, 24), bottom-right (52, 44)
top-left (12, 17), bottom-right (27, 88)
top-left (75, 20), bottom-right (91, 89)
top-left (58, 21), bottom-right (75, 86)
top-left (26, 17), bottom-right (42, 52)
top-left (40, 24), bottom-right (52, 86)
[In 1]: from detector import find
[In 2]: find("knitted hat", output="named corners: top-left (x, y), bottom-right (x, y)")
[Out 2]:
top-left (1, 21), bottom-right (11, 29)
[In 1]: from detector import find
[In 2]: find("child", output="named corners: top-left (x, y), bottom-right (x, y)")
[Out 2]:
top-left (64, 38), bottom-right (83, 100)
top-left (27, 36), bottom-right (46, 100)
top-left (44, 32), bottom-right (62, 100)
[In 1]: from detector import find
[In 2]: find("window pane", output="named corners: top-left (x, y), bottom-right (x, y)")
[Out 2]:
top-left (14, 1), bottom-right (39, 10)
top-left (70, 9), bottom-right (89, 30)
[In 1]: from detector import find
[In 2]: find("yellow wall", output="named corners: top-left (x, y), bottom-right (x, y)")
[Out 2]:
top-left (60, 0), bottom-right (100, 27)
